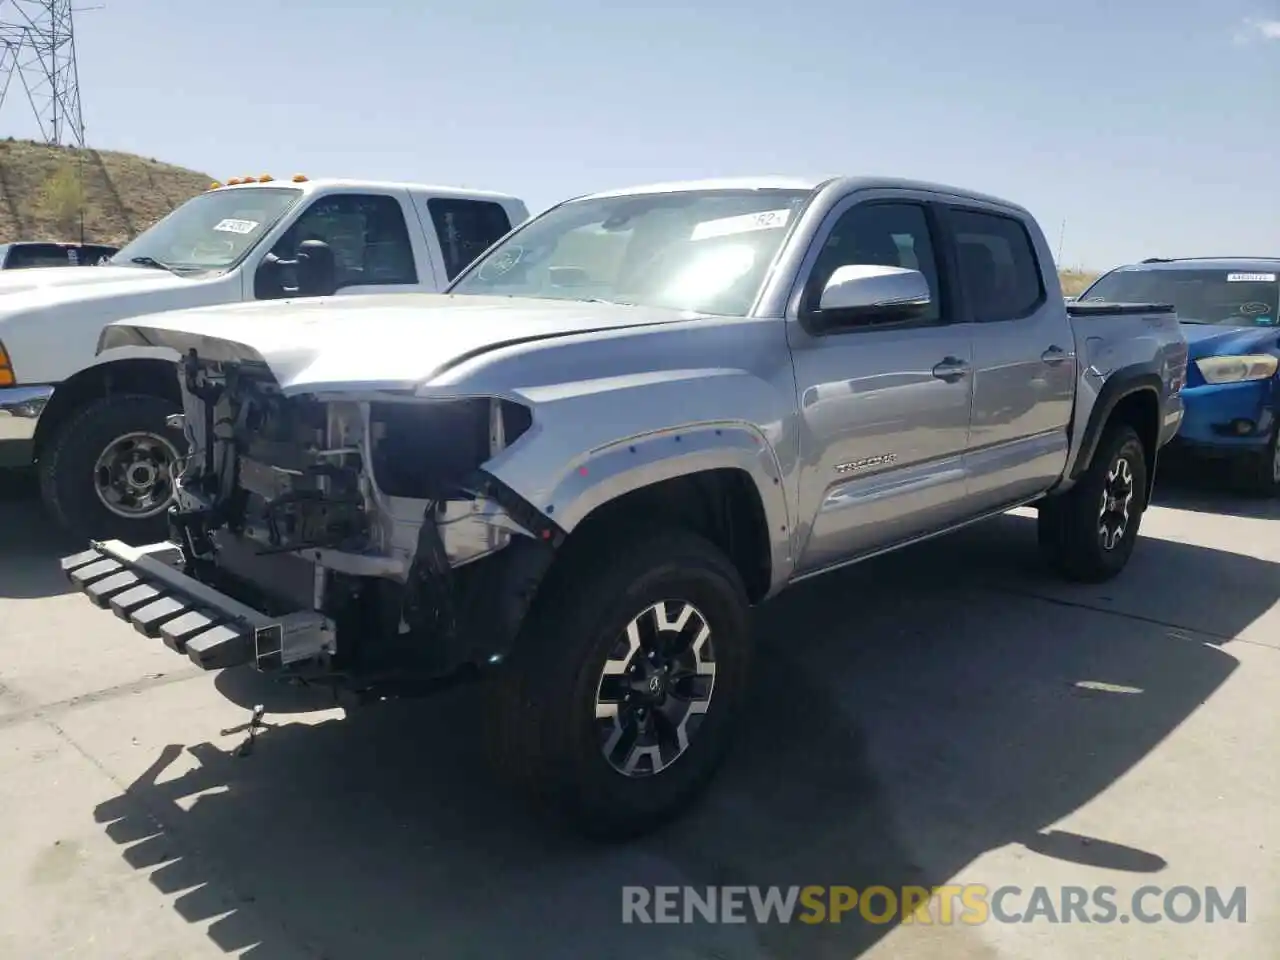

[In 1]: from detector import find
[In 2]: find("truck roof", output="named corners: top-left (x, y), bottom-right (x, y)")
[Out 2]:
top-left (582, 176), bottom-right (828, 199)
top-left (0, 240), bottom-right (117, 248)
top-left (575, 175), bottom-right (1030, 216)
top-left (211, 177), bottom-right (524, 204)
top-left (1126, 257), bottom-right (1280, 272)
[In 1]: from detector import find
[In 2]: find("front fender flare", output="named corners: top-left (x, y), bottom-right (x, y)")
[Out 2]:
top-left (522, 421), bottom-right (794, 583)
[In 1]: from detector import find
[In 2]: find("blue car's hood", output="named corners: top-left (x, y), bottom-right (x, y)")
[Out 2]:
top-left (1179, 322), bottom-right (1280, 360)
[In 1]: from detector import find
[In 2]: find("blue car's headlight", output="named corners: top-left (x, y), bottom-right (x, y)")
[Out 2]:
top-left (1194, 354), bottom-right (1278, 384)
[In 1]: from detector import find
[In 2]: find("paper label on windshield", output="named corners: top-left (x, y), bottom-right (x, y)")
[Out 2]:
top-left (1227, 272), bottom-right (1276, 282)
top-left (690, 209), bottom-right (791, 241)
top-left (212, 218), bottom-right (259, 235)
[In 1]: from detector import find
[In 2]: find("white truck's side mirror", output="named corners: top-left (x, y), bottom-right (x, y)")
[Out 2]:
top-left (815, 264), bottom-right (931, 328)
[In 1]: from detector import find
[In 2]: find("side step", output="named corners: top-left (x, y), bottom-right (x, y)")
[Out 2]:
top-left (60, 540), bottom-right (335, 672)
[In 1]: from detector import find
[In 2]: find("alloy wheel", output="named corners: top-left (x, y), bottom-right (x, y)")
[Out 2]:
top-left (594, 600), bottom-right (717, 777)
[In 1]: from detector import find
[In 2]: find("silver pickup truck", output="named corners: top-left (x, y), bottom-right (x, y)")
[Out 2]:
top-left (59, 176), bottom-right (1188, 839)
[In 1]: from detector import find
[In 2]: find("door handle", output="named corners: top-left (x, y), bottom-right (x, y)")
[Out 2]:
top-left (1041, 345), bottom-right (1069, 365)
top-left (931, 357), bottom-right (969, 382)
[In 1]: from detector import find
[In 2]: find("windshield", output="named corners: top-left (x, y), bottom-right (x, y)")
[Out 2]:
top-left (448, 188), bottom-right (814, 315)
top-left (110, 186), bottom-right (303, 273)
top-left (1081, 267), bottom-right (1280, 326)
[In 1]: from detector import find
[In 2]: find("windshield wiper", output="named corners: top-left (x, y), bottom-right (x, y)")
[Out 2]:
top-left (129, 256), bottom-right (176, 273)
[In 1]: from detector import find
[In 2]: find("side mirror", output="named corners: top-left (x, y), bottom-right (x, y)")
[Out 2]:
top-left (810, 264), bottom-right (931, 330)
top-left (254, 239), bottom-right (338, 299)
top-left (295, 239), bottom-right (337, 297)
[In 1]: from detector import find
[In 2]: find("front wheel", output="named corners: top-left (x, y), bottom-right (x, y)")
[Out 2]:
top-left (1038, 423), bottom-right (1149, 583)
top-left (38, 393), bottom-right (186, 545)
top-left (486, 529), bottom-right (753, 840)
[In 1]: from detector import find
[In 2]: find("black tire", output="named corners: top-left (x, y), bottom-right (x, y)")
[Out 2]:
top-left (1231, 422), bottom-right (1280, 498)
top-left (1037, 423), bottom-right (1148, 583)
top-left (485, 528), bottom-right (753, 841)
top-left (38, 393), bottom-right (186, 545)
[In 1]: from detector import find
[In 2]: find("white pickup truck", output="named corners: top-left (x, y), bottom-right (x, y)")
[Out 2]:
top-left (0, 176), bottom-right (529, 542)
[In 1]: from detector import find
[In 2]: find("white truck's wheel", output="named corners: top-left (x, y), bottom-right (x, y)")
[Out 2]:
top-left (486, 528), bottom-right (753, 840)
top-left (39, 394), bottom-right (186, 545)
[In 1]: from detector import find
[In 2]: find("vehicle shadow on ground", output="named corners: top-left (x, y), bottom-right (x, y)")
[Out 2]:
top-left (90, 512), bottom-right (1267, 960)
top-left (0, 470), bottom-right (83, 599)
top-left (1152, 460), bottom-right (1280, 521)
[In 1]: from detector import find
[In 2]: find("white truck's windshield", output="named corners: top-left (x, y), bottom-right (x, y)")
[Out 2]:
top-left (110, 186), bottom-right (304, 274)
top-left (449, 188), bottom-right (813, 316)
top-left (1083, 267), bottom-right (1280, 327)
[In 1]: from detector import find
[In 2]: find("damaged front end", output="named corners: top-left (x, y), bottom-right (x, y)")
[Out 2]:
top-left (62, 348), bottom-right (562, 693)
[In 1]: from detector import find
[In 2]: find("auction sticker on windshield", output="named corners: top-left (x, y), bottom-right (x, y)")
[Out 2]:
top-left (212, 218), bottom-right (260, 235)
top-left (691, 209), bottom-right (791, 241)
top-left (1226, 273), bottom-right (1276, 283)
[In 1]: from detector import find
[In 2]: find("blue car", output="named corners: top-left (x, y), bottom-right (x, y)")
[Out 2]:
top-left (1079, 258), bottom-right (1279, 495)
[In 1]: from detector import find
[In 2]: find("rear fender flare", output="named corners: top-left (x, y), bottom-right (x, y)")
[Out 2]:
top-left (1067, 362), bottom-right (1163, 495)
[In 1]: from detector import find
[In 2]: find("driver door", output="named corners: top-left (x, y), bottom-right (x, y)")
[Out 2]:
top-left (788, 196), bottom-right (975, 575)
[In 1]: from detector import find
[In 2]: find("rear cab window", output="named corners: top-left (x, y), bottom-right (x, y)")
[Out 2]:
top-left (427, 198), bottom-right (514, 281)
top-left (948, 209), bottom-right (1045, 322)
top-left (78, 245), bottom-right (118, 265)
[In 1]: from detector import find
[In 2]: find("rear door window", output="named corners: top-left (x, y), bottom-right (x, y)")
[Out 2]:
top-left (427, 198), bottom-right (513, 281)
top-left (948, 209), bottom-right (1046, 322)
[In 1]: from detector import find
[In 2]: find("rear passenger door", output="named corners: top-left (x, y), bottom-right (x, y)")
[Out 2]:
top-left (941, 205), bottom-right (1076, 510)
top-left (416, 196), bottom-right (514, 284)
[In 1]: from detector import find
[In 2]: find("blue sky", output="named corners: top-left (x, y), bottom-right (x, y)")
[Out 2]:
top-left (4, 0), bottom-right (1279, 269)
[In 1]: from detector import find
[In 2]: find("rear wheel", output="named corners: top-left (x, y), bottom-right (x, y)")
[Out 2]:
top-left (486, 529), bottom-right (752, 840)
top-left (1038, 423), bottom-right (1148, 583)
top-left (39, 393), bottom-right (186, 545)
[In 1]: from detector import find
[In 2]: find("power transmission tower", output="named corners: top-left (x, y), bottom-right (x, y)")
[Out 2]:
top-left (0, 0), bottom-right (85, 147)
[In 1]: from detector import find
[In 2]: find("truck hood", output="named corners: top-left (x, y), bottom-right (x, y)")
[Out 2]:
top-left (0, 264), bottom-right (189, 298)
top-left (1179, 322), bottom-right (1280, 359)
top-left (100, 293), bottom-right (703, 395)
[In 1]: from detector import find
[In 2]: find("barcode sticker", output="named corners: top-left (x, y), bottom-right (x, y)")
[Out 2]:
top-left (1226, 272), bottom-right (1276, 282)
top-left (213, 218), bottom-right (260, 235)
top-left (690, 209), bottom-right (791, 241)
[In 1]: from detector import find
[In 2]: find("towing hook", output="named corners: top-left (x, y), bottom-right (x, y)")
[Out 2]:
top-left (221, 703), bottom-right (268, 757)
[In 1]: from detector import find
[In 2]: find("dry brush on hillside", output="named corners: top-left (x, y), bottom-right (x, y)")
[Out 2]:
top-left (0, 139), bottom-right (211, 246)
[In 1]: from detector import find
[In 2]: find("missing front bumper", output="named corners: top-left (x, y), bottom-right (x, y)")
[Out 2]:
top-left (60, 539), bottom-right (335, 672)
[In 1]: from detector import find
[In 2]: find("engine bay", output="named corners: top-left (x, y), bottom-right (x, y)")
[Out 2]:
top-left (165, 348), bottom-right (557, 686)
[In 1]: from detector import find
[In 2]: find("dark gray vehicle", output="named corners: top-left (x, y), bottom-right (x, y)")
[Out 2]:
top-left (0, 241), bottom-right (118, 269)
top-left (58, 176), bottom-right (1188, 838)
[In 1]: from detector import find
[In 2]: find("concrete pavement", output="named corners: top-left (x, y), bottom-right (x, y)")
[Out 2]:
top-left (1, 470), bottom-right (1276, 959)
